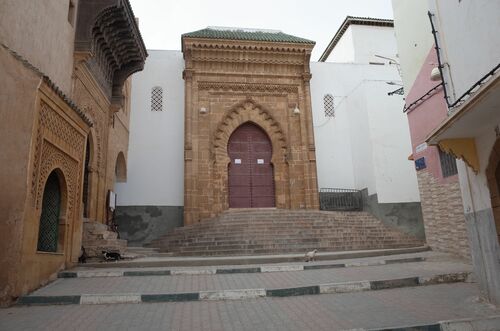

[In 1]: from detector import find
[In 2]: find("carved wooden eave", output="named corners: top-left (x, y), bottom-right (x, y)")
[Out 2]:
top-left (75, 0), bottom-right (147, 109)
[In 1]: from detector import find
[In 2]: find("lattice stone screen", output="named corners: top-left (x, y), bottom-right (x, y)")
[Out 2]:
top-left (324, 94), bottom-right (334, 117)
top-left (151, 86), bottom-right (163, 111)
top-left (37, 172), bottom-right (61, 252)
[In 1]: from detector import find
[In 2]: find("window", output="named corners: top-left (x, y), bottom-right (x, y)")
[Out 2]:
top-left (324, 94), bottom-right (334, 117)
top-left (151, 86), bottom-right (163, 111)
top-left (439, 148), bottom-right (458, 177)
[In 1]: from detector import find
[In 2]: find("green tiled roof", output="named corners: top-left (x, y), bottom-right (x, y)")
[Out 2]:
top-left (183, 27), bottom-right (315, 44)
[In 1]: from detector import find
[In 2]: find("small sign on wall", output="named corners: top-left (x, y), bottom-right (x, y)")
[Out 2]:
top-left (257, 159), bottom-right (264, 164)
top-left (415, 157), bottom-right (426, 171)
top-left (415, 142), bottom-right (427, 153)
top-left (234, 159), bottom-right (241, 164)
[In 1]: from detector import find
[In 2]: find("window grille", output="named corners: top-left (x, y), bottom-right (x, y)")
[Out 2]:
top-left (324, 94), bottom-right (334, 117)
top-left (439, 148), bottom-right (458, 177)
top-left (37, 172), bottom-right (61, 252)
top-left (151, 86), bottom-right (163, 111)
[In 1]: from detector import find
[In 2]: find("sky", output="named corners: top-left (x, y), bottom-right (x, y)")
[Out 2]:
top-left (129, 0), bottom-right (394, 61)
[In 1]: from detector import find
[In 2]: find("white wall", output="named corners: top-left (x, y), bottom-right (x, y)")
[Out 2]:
top-left (365, 81), bottom-right (420, 203)
top-left (351, 25), bottom-right (398, 64)
top-left (429, 0), bottom-right (500, 102)
top-left (326, 27), bottom-right (355, 63)
top-left (311, 61), bottom-right (420, 202)
top-left (115, 50), bottom-right (185, 206)
top-left (326, 25), bottom-right (398, 65)
top-left (391, 0), bottom-right (434, 96)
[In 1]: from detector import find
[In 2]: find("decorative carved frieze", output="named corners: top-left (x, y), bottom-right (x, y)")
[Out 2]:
top-left (31, 101), bottom-right (86, 198)
top-left (35, 142), bottom-right (79, 221)
top-left (39, 102), bottom-right (85, 155)
top-left (74, 0), bottom-right (147, 107)
top-left (198, 82), bottom-right (298, 93)
top-left (188, 42), bottom-right (311, 54)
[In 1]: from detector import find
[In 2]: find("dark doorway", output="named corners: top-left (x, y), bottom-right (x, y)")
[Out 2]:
top-left (228, 122), bottom-right (275, 208)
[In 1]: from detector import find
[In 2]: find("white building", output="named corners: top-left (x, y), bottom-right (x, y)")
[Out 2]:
top-left (392, 0), bottom-right (500, 304)
top-left (116, 17), bottom-right (423, 246)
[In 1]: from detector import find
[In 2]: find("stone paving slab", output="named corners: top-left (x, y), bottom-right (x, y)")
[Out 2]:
top-left (30, 260), bottom-right (472, 296)
top-left (70, 251), bottom-right (444, 274)
top-left (79, 246), bottom-right (429, 268)
top-left (18, 272), bottom-right (471, 306)
top-left (2, 284), bottom-right (499, 331)
top-left (61, 255), bottom-right (426, 278)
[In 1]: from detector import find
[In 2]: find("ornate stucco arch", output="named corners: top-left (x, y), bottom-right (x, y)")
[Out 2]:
top-left (210, 99), bottom-right (290, 213)
top-left (212, 98), bottom-right (287, 164)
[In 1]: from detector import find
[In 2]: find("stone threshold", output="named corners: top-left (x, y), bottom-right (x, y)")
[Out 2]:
top-left (59, 256), bottom-right (425, 278)
top-left (77, 246), bottom-right (430, 268)
top-left (18, 271), bottom-right (471, 306)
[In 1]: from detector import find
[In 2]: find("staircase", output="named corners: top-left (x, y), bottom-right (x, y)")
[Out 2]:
top-left (149, 209), bottom-right (424, 256)
top-left (82, 220), bottom-right (127, 257)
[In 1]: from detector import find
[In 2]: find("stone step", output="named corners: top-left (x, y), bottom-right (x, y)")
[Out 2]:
top-left (150, 209), bottom-right (422, 256)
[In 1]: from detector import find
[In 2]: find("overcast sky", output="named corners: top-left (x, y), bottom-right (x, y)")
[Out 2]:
top-left (129, 0), bottom-right (394, 61)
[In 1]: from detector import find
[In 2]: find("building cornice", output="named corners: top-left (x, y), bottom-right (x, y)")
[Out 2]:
top-left (74, 0), bottom-right (147, 108)
top-left (318, 16), bottom-right (394, 62)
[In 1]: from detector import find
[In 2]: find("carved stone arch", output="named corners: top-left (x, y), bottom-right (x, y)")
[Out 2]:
top-left (36, 143), bottom-right (79, 221)
top-left (209, 99), bottom-right (290, 213)
top-left (115, 151), bottom-right (127, 183)
top-left (212, 99), bottom-right (287, 165)
top-left (36, 168), bottom-right (69, 253)
top-left (82, 105), bottom-right (104, 172)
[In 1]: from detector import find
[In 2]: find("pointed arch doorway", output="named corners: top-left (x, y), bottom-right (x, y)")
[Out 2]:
top-left (228, 122), bottom-right (275, 208)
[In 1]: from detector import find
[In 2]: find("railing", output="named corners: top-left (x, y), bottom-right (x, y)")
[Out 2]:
top-left (319, 188), bottom-right (362, 211)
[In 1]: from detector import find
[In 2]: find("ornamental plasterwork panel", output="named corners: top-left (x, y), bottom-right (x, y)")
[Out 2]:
top-left (31, 101), bottom-right (86, 198)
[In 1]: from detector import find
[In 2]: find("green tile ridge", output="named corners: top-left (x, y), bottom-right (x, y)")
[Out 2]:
top-left (183, 28), bottom-right (315, 44)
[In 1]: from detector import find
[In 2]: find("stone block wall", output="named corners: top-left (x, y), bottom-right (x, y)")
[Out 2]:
top-left (417, 170), bottom-right (470, 259)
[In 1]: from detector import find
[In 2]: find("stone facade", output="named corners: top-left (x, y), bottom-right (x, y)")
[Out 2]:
top-left (0, 0), bottom-right (146, 305)
top-left (0, 45), bottom-right (90, 305)
top-left (182, 30), bottom-right (320, 224)
top-left (416, 167), bottom-right (470, 259)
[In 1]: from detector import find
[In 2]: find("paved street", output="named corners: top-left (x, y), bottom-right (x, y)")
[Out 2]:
top-left (31, 259), bottom-right (471, 296)
top-left (1, 283), bottom-right (499, 331)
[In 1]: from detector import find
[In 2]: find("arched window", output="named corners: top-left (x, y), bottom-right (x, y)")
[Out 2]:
top-left (151, 86), bottom-right (163, 111)
top-left (37, 171), bottom-right (61, 252)
top-left (324, 94), bottom-right (334, 117)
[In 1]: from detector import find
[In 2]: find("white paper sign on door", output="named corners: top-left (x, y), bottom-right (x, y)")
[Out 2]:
top-left (257, 159), bottom-right (264, 164)
top-left (234, 159), bottom-right (241, 164)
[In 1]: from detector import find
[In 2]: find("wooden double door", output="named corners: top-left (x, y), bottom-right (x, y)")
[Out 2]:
top-left (228, 123), bottom-right (275, 208)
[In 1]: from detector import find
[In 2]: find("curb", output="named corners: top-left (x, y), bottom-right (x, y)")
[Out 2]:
top-left (79, 246), bottom-right (430, 268)
top-left (18, 271), bottom-right (471, 306)
top-left (58, 257), bottom-right (426, 278)
top-left (348, 315), bottom-right (500, 331)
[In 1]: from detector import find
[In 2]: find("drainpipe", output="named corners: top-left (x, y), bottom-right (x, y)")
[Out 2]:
top-left (427, 11), bottom-right (452, 108)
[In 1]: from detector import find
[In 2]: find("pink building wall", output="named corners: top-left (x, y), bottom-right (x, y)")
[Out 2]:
top-left (406, 46), bottom-right (458, 184)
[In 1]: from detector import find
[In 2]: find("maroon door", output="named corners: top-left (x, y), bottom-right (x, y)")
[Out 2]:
top-left (228, 123), bottom-right (275, 208)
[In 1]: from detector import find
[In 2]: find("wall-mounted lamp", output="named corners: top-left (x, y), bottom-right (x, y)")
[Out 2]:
top-left (293, 105), bottom-right (300, 115)
top-left (199, 107), bottom-right (208, 114)
top-left (430, 67), bottom-right (441, 81)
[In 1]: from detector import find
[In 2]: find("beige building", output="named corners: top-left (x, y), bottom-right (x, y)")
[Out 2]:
top-left (0, 0), bottom-right (146, 305)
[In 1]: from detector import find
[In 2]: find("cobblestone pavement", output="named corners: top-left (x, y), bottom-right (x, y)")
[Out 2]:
top-left (31, 259), bottom-right (471, 296)
top-left (1, 283), bottom-right (499, 331)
